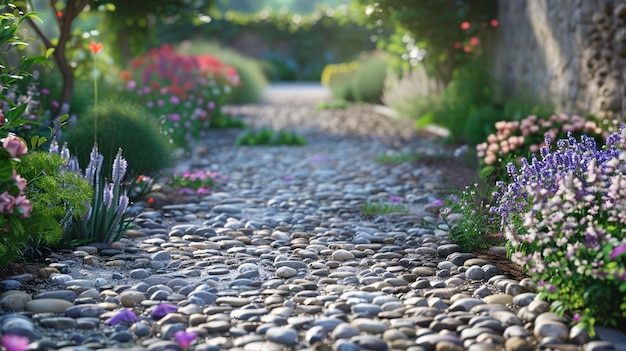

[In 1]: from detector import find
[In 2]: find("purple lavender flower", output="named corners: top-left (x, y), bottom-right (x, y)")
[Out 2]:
top-left (105, 308), bottom-right (137, 325)
top-left (111, 149), bottom-right (128, 184)
top-left (85, 144), bottom-right (103, 186)
top-left (572, 313), bottom-right (581, 323)
top-left (150, 302), bottom-right (178, 319)
top-left (103, 183), bottom-right (113, 209)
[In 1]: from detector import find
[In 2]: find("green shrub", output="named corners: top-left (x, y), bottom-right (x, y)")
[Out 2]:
top-left (441, 181), bottom-right (502, 252)
top-left (361, 196), bottom-right (408, 216)
top-left (64, 101), bottom-right (173, 178)
top-left (322, 61), bottom-right (360, 101)
top-left (316, 100), bottom-right (349, 110)
top-left (462, 104), bottom-right (503, 147)
top-left (178, 41), bottom-right (269, 104)
top-left (262, 57), bottom-right (297, 81)
top-left (210, 113), bottom-right (247, 129)
top-left (351, 54), bottom-right (390, 104)
top-left (15, 151), bottom-right (92, 260)
top-left (235, 128), bottom-right (307, 146)
top-left (321, 53), bottom-right (391, 103)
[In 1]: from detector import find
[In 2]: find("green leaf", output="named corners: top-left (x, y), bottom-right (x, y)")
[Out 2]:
top-left (44, 47), bottom-right (55, 58)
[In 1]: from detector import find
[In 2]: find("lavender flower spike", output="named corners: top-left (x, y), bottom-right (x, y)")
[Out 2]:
top-left (111, 148), bottom-right (128, 184)
top-left (85, 144), bottom-right (103, 186)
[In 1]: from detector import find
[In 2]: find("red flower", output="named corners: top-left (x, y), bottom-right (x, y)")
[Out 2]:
top-left (120, 71), bottom-right (132, 81)
top-left (147, 197), bottom-right (154, 205)
top-left (460, 21), bottom-right (471, 30)
top-left (463, 46), bottom-right (471, 53)
top-left (490, 19), bottom-right (499, 27)
top-left (453, 42), bottom-right (461, 49)
top-left (89, 41), bottom-right (103, 55)
top-left (56, 11), bottom-right (62, 19)
top-left (469, 37), bottom-right (480, 46)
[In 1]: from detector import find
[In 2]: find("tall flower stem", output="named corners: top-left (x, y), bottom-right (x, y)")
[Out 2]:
top-left (93, 52), bottom-right (98, 143)
top-left (89, 41), bottom-right (103, 143)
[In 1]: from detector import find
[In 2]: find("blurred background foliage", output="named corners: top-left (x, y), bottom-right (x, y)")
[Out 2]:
top-left (15, 0), bottom-right (535, 146)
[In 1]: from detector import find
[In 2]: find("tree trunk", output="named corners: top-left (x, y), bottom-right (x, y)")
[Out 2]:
top-left (54, 47), bottom-right (74, 117)
top-left (118, 27), bottom-right (132, 68)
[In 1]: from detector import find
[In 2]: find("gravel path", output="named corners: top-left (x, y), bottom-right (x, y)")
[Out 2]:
top-left (0, 88), bottom-right (621, 351)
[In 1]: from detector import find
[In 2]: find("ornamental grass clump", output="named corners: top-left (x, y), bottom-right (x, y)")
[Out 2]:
top-left (492, 130), bottom-right (626, 334)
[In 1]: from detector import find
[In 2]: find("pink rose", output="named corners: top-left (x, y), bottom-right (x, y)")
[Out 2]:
top-left (1, 135), bottom-right (27, 158)
top-left (14, 195), bottom-right (32, 218)
top-left (0, 192), bottom-right (15, 214)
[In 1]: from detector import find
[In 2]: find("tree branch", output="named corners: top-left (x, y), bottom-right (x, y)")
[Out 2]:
top-left (71, 0), bottom-right (94, 20)
top-left (24, 16), bottom-right (53, 49)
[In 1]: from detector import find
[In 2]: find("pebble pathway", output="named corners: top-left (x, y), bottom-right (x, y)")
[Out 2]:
top-left (0, 99), bottom-right (620, 351)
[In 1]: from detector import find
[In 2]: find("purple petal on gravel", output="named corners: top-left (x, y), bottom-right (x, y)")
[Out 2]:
top-left (151, 303), bottom-right (178, 319)
top-left (105, 308), bottom-right (138, 325)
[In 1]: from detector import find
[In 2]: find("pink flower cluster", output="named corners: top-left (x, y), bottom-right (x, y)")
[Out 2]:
top-left (0, 135), bottom-right (31, 220)
top-left (124, 44), bottom-right (240, 147)
top-left (0, 171), bottom-right (31, 217)
top-left (168, 169), bottom-right (226, 195)
top-left (476, 114), bottom-right (610, 167)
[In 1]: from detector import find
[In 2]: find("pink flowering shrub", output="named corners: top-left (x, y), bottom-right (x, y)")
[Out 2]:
top-left (167, 169), bottom-right (224, 195)
top-left (124, 44), bottom-right (240, 147)
top-left (476, 114), bottom-right (612, 181)
top-left (0, 134), bottom-right (32, 259)
top-left (492, 130), bottom-right (626, 335)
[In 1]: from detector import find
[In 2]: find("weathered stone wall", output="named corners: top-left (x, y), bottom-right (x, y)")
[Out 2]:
top-left (494, 0), bottom-right (626, 119)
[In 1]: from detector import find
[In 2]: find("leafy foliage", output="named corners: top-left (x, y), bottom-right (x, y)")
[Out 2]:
top-left (235, 127), bottom-right (307, 146)
top-left (354, 0), bottom-right (497, 84)
top-left (492, 130), bottom-right (626, 334)
top-left (441, 181), bottom-right (502, 251)
top-left (68, 145), bottom-right (130, 244)
top-left (322, 52), bottom-right (391, 103)
top-left (361, 197), bottom-right (408, 216)
top-left (15, 151), bottom-right (92, 253)
top-left (178, 41), bottom-right (268, 104)
top-left (159, 6), bottom-right (380, 81)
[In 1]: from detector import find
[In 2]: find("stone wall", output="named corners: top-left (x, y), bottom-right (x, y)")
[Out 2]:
top-left (494, 0), bottom-right (626, 119)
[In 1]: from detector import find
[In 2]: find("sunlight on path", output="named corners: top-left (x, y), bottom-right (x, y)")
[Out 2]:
top-left (263, 82), bottom-right (331, 104)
